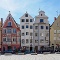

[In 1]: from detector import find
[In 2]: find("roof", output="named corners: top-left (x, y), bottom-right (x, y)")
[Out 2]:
top-left (20, 11), bottom-right (33, 19)
top-left (50, 15), bottom-right (60, 27)
top-left (4, 11), bottom-right (19, 28)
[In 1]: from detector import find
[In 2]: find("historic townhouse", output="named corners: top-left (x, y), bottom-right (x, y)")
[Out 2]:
top-left (20, 12), bottom-right (34, 52)
top-left (2, 12), bottom-right (21, 52)
top-left (50, 15), bottom-right (60, 49)
top-left (33, 10), bottom-right (50, 52)
top-left (0, 18), bottom-right (3, 52)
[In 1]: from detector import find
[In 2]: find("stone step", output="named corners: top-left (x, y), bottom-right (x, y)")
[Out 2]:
top-left (17, 53), bottom-right (25, 55)
top-left (4, 53), bottom-right (12, 55)
top-left (31, 53), bottom-right (37, 55)
top-left (43, 52), bottom-right (50, 54)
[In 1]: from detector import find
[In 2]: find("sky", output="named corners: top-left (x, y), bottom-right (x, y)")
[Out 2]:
top-left (0, 0), bottom-right (60, 25)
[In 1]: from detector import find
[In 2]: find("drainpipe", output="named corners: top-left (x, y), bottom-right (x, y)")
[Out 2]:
top-left (1, 18), bottom-right (3, 52)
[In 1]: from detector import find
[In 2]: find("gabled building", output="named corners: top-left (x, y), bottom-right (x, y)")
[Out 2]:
top-left (50, 15), bottom-right (60, 49)
top-left (20, 12), bottom-right (34, 52)
top-left (2, 12), bottom-right (21, 52)
top-left (33, 10), bottom-right (50, 52)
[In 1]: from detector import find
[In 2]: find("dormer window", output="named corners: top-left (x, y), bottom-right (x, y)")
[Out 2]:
top-left (8, 22), bottom-right (12, 26)
top-left (25, 14), bottom-right (28, 17)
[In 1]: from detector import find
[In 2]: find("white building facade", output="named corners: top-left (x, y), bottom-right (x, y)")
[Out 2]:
top-left (20, 12), bottom-right (34, 52)
top-left (33, 11), bottom-right (50, 51)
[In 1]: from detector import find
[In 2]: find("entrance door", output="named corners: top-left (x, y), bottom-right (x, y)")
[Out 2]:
top-left (30, 47), bottom-right (32, 52)
top-left (3, 47), bottom-right (5, 51)
top-left (8, 46), bottom-right (12, 51)
top-left (35, 46), bottom-right (38, 52)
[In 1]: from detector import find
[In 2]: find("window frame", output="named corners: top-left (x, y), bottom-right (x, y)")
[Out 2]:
top-left (30, 25), bottom-right (33, 29)
top-left (22, 26), bottom-right (24, 29)
top-left (30, 19), bottom-right (33, 22)
top-left (21, 19), bottom-right (25, 22)
top-left (40, 19), bottom-right (44, 23)
top-left (41, 26), bottom-right (44, 29)
top-left (8, 21), bottom-right (12, 26)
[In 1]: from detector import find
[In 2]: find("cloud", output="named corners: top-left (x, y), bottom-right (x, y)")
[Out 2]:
top-left (0, 0), bottom-right (41, 12)
top-left (0, 0), bottom-right (18, 12)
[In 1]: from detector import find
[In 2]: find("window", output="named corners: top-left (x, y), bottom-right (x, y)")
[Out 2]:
top-left (58, 37), bottom-right (60, 40)
top-left (21, 19), bottom-right (25, 22)
top-left (54, 30), bottom-right (57, 33)
top-left (46, 26), bottom-right (48, 30)
top-left (22, 33), bottom-right (24, 36)
top-left (35, 26), bottom-right (38, 29)
top-left (7, 29), bottom-right (11, 33)
top-left (40, 33), bottom-right (44, 36)
top-left (26, 32), bottom-right (29, 35)
top-left (3, 29), bottom-right (6, 34)
top-left (26, 19), bottom-right (29, 22)
top-left (46, 33), bottom-right (48, 37)
top-left (26, 39), bottom-right (29, 43)
top-left (7, 37), bottom-right (11, 42)
top-left (13, 29), bottom-right (16, 33)
top-left (40, 39), bottom-right (44, 43)
top-left (30, 19), bottom-right (33, 22)
top-left (54, 37), bottom-right (56, 40)
top-left (3, 38), bottom-right (6, 42)
top-left (30, 39), bottom-right (32, 43)
top-left (30, 25), bottom-right (33, 29)
top-left (35, 33), bottom-right (38, 36)
top-left (22, 26), bottom-right (24, 29)
top-left (41, 26), bottom-right (44, 29)
top-left (40, 19), bottom-right (44, 23)
top-left (45, 40), bottom-right (48, 43)
top-left (26, 25), bottom-right (28, 28)
top-left (22, 39), bottom-right (25, 44)
top-left (41, 14), bottom-right (42, 16)
top-left (16, 37), bottom-right (20, 42)
top-left (30, 33), bottom-right (32, 36)
top-left (35, 40), bottom-right (38, 43)
top-left (25, 14), bottom-right (28, 17)
top-left (17, 31), bottom-right (21, 36)
top-left (54, 34), bottom-right (56, 37)
top-left (8, 22), bottom-right (12, 26)
top-left (13, 37), bottom-right (16, 42)
top-left (13, 46), bottom-right (16, 50)
top-left (57, 30), bottom-right (60, 33)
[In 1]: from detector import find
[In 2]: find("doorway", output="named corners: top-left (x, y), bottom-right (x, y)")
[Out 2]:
top-left (35, 46), bottom-right (38, 52)
top-left (8, 46), bottom-right (12, 51)
top-left (3, 47), bottom-right (5, 51)
top-left (30, 47), bottom-right (32, 52)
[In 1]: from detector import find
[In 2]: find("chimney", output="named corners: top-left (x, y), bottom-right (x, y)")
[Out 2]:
top-left (1, 18), bottom-right (3, 27)
top-left (54, 17), bottom-right (57, 21)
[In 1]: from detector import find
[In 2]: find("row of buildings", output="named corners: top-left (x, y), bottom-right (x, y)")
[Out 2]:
top-left (0, 10), bottom-right (60, 52)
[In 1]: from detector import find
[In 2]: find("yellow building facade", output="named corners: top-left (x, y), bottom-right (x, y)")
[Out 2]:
top-left (50, 15), bottom-right (60, 49)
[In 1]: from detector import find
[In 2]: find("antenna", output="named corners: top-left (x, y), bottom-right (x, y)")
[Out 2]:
top-left (39, 8), bottom-right (40, 12)
top-left (56, 11), bottom-right (58, 16)
top-left (26, 11), bottom-right (27, 13)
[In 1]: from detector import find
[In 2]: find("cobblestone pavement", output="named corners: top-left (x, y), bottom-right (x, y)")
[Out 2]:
top-left (0, 54), bottom-right (60, 60)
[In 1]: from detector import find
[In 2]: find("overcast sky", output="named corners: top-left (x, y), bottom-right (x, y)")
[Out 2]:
top-left (0, 0), bottom-right (60, 25)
